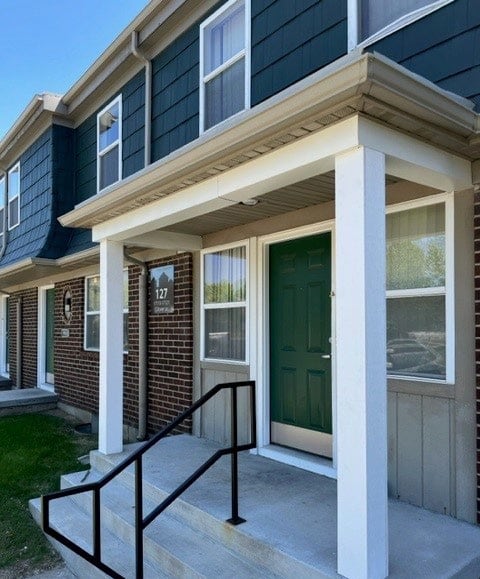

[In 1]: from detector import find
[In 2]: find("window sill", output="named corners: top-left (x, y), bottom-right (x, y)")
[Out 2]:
top-left (387, 376), bottom-right (454, 399)
top-left (200, 359), bottom-right (249, 372)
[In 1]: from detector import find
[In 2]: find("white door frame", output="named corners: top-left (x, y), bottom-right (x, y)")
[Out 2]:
top-left (253, 220), bottom-right (337, 479)
top-left (38, 285), bottom-right (55, 391)
top-left (0, 295), bottom-right (9, 377)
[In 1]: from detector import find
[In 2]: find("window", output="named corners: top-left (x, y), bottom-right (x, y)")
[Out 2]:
top-left (7, 164), bottom-right (20, 229)
top-left (97, 96), bottom-right (122, 192)
top-left (202, 244), bottom-right (247, 362)
top-left (358, 0), bottom-right (454, 43)
top-left (386, 198), bottom-right (452, 381)
top-left (200, 0), bottom-right (250, 132)
top-left (85, 271), bottom-right (129, 351)
top-left (0, 177), bottom-right (5, 246)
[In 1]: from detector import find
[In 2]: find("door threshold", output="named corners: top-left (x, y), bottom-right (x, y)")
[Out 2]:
top-left (257, 444), bottom-right (337, 479)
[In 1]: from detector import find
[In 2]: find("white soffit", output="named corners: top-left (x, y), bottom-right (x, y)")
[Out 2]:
top-left (92, 114), bottom-right (471, 243)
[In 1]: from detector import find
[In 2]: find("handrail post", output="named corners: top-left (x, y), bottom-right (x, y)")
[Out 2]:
top-left (93, 488), bottom-right (101, 561)
top-left (227, 385), bottom-right (246, 525)
top-left (135, 456), bottom-right (144, 579)
top-left (250, 381), bottom-right (257, 448)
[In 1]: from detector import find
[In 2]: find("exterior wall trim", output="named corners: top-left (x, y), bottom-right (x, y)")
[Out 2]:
top-left (255, 220), bottom-right (337, 479)
top-left (37, 284), bottom-right (55, 392)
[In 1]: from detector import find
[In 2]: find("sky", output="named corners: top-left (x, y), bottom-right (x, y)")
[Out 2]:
top-left (0, 0), bottom-right (151, 140)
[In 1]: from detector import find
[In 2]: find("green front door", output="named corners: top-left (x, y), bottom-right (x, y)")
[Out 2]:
top-left (45, 289), bottom-right (55, 384)
top-left (269, 233), bottom-right (332, 457)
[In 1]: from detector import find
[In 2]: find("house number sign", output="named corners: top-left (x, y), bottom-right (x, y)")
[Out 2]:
top-left (150, 265), bottom-right (174, 314)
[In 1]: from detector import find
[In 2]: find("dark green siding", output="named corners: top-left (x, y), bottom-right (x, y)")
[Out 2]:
top-left (122, 71), bottom-right (146, 178)
top-left (151, 24), bottom-right (200, 163)
top-left (74, 115), bottom-right (96, 203)
top-left (74, 70), bottom-right (146, 204)
top-left (41, 125), bottom-right (76, 259)
top-left (369, 0), bottom-right (480, 109)
top-left (251, 0), bottom-right (348, 106)
top-left (0, 129), bottom-right (52, 266)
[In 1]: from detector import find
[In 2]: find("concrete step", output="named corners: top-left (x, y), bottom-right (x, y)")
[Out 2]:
top-left (0, 387), bottom-right (58, 416)
top-left (29, 496), bottom-right (162, 579)
top-left (0, 376), bottom-right (12, 390)
top-left (90, 446), bottom-right (327, 579)
top-left (61, 469), bottom-right (282, 578)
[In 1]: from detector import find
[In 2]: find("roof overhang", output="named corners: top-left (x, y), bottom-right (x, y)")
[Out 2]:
top-left (59, 50), bottom-right (480, 231)
top-left (0, 248), bottom-right (99, 291)
top-left (0, 94), bottom-right (71, 168)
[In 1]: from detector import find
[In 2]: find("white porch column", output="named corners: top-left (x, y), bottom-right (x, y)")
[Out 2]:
top-left (335, 147), bottom-right (388, 579)
top-left (98, 239), bottom-right (124, 455)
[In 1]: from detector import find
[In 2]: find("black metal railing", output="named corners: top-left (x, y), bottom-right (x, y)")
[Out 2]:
top-left (42, 380), bottom-right (256, 579)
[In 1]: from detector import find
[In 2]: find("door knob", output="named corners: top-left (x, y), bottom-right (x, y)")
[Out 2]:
top-left (321, 354), bottom-right (331, 359)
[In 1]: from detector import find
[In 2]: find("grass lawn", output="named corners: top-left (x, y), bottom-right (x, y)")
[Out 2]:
top-left (0, 411), bottom-right (97, 577)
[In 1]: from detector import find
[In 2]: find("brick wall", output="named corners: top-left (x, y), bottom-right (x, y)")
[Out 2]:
top-left (54, 277), bottom-right (100, 414)
top-left (54, 253), bottom-right (194, 435)
top-left (475, 191), bottom-right (480, 523)
top-left (9, 288), bottom-right (38, 388)
top-left (123, 253), bottom-right (193, 434)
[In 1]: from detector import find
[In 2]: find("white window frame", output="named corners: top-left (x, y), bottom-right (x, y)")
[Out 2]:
top-left (7, 163), bottom-right (20, 230)
top-left (84, 271), bottom-right (129, 353)
top-left (0, 176), bottom-right (5, 246)
top-left (96, 95), bottom-right (122, 193)
top-left (200, 240), bottom-right (249, 365)
top-left (199, 0), bottom-right (251, 134)
top-left (386, 192), bottom-right (454, 384)
top-left (348, 0), bottom-right (455, 50)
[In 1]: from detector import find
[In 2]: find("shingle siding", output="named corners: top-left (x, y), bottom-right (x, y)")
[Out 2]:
top-left (122, 71), bottom-right (146, 178)
top-left (151, 24), bottom-right (200, 163)
top-left (74, 115), bottom-right (97, 204)
top-left (40, 125), bottom-right (76, 259)
top-left (0, 129), bottom-right (52, 267)
top-left (74, 70), bottom-right (146, 204)
top-left (251, 0), bottom-right (348, 106)
top-left (368, 0), bottom-right (480, 109)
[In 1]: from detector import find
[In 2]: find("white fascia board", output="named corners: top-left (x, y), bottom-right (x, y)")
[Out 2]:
top-left (357, 116), bottom-right (473, 190)
top-left (128, 231), bottom-right (202, 251)
top-left (92, 117), bottom-right (359, 242)
top-left (93, 181), bottom-right (232, 242)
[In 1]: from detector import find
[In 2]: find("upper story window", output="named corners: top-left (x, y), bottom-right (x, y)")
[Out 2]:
top-left (0, 177), bottom-right (5, 246)
top-left (7, 164), bottom-right (20, 230)
top-left (200, 0), bottom-right (250, 132)
top-left (201, 243), bottom-right (248, 362)
top-left (358, 0), bottom-right (454, 44)
top-left (97, 96), bottom-right (122, 192)
top-left (386, 196), bottom-right (453, 382)
top-left (85, 271), bottom-right (129, 352)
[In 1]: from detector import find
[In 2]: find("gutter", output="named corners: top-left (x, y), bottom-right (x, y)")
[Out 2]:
top-left (131, 31), bottom-right (152, 167)
top-left (124, 250), bottom-right (149, 441)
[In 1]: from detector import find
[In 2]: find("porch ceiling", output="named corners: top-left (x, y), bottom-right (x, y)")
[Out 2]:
top-left (161, 172), bottom-right (399, 237)
top-left (163, 173), bottom-right (336, 235)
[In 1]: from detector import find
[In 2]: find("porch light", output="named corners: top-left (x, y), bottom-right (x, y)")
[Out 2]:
top-left (240, 198), bottom-right (259, 206)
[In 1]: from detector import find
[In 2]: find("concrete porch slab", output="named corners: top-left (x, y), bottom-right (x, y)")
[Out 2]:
top-left (91, 435), bottom-right (480, 578)
top-left (0, 387), bottom-right (58, 416)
